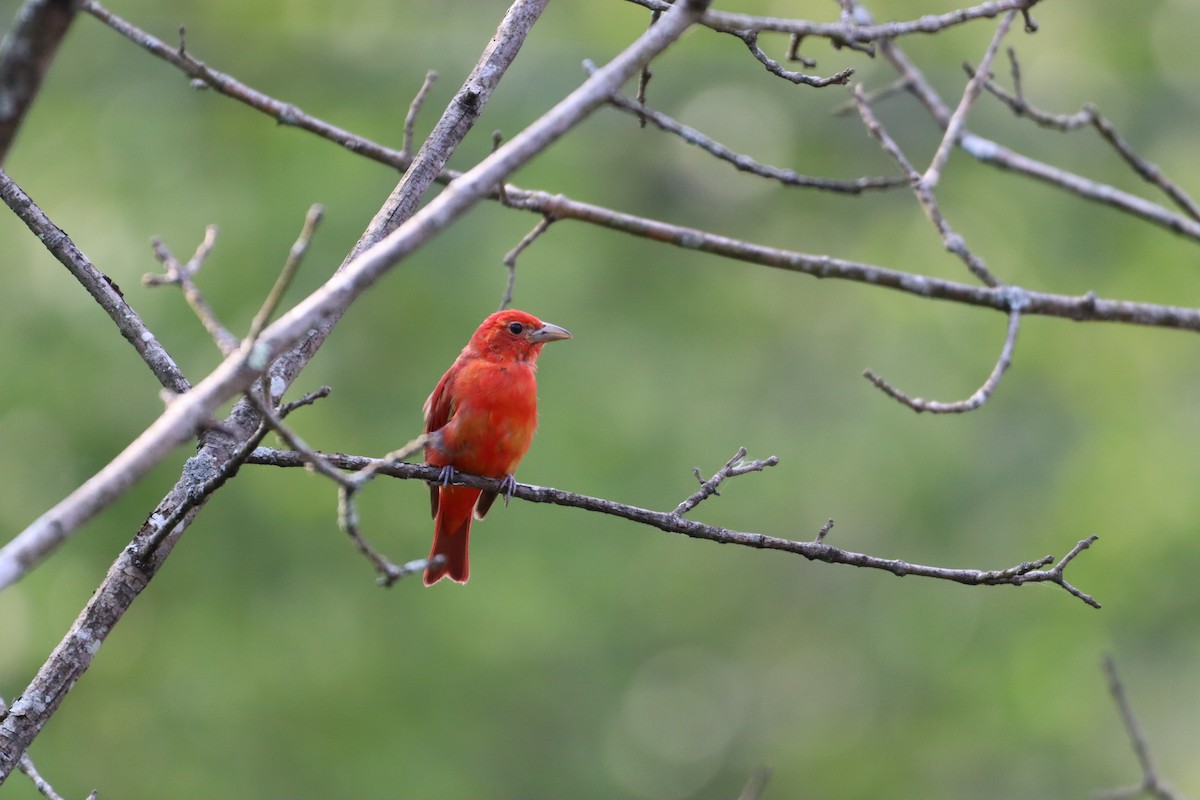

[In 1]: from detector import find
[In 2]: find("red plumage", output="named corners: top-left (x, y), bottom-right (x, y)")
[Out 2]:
top-left (422, 310), bottom-right (571, 586)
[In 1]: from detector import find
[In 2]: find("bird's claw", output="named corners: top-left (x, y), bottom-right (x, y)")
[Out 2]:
top-left (498, 474), bottom-right (517, 506)
top-left (436, 465), bottom-right (457, 487)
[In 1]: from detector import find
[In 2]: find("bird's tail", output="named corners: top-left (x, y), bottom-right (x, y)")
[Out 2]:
top-left (424, 486), bottom-right (479, 586)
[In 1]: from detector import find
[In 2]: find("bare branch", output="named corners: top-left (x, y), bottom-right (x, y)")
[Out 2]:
top-left (144, 226), bottom-right (241, 355)
top-left (0, 0), bottom-right (81, 164)
top-left (246, 446), bottom-right (1101, 607)
top-left (508, 189), bottom-right (1200, 332)
top-left (606, 90), bottom-right (904, 193)
top-left (81, 0), bottom-right (410, 168)
top-left (336, 434), bottom-right (434, 586)
top-left (500, 215), bottom-right (554, 310)
top-left (0, 169), bottom-right (191, 394)
top-left (0, 0), bottom-right (706, 598)
top-left (402, 70), bottom-right (438, 156)
top-left (635, 7), bottom-right (661, 126)
top-left (869, 19), bottom-right (1200, 242)
top-left (0, 697), bottom-right (73, 800)
top-left (1097, 656), bottom-right (1188, 800)
top-left (627, 0), bottom-right (1042, 46)
top-left (970, 50), bottom-right (1200, 223)
top-left (853, 79), bottom-right (1001, 286)
top-left (923, 10), bottom-right (1016, 187)
top-left (736, 29), bottom-right (853, 87)
top-left (246, 203), bottom-right (325, 344)
top-left (864, 306), bottom-right (1022, 413)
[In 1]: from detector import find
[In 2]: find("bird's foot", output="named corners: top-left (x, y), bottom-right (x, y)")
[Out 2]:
top-left (436, 465), bottom-right (457, 487)
top-left (498, 474), bottom-right (518, 506)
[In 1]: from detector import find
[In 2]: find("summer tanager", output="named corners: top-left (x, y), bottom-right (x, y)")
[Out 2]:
top-left (422, 310), bottom-right (572, 586)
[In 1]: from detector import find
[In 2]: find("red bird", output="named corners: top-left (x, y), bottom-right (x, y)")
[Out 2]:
top-left (422, 310), bottom-right (572, 586)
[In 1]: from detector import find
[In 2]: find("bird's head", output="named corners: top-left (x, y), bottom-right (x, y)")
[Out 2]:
top-left (468, 310), bottom-right (572, 362)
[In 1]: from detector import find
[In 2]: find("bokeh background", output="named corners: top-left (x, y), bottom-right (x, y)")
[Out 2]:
top-left (2, 0), bottom-right (1199, 797)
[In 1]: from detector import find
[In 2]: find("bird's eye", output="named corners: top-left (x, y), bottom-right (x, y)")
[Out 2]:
top-left (507, 322), bottom-right (525, 335)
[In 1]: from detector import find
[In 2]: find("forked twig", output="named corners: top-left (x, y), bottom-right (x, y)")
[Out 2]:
top-left (336, 434), bottom-right (435, 586)
top-left (852, 83), bottom-right (1001, 286)
top-left (673, 447), bottom-right (780, 517)
top-left (144, 226), bottom-right (240, 355)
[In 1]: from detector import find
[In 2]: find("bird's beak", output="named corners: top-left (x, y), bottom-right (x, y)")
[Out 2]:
top-left (529, 322), bottom-right (572, 343)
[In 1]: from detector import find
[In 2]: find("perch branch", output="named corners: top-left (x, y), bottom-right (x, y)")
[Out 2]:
top-left (245, 446), bottom-right (1101, 608)
top-left (864, 305), bottom-right (1023, 413)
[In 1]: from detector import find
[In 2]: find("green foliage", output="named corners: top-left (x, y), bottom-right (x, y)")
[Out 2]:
top-left (2, 0), bottom-right (1199, 797)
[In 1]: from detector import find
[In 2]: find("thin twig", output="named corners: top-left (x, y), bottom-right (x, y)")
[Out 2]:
top-left (144, 226), bottom-right (241, 355)
top-left (970, 50), bottom-right (1200, 223)
top-left (736, 766), bottom-right (773, 800)
top-left (852, 84), bottom-right (1001, 286)
top-left (606, 90), bottom-right (904, 194)
top-left (1096, 656), bottom-right (1186, 800)
top-left (672, 447), bottom-right (780, 517)
top-left (863, 305), bottom-right (1023, 413)
top-left (336, 434), bottom-right (434, 586)
top-left (863, 8), bottom-right (1200, 243)
top-left (500, 215), bottom-right (554, 310)
top-left (924, 10), bottom-right (1016, 187)
top-left (402, 70), bottom-right (438, 156)
top-left (247, 446), bottom-right (1102, 608)
top-left (627, 0), bottom-right (1042, 45)
top-left (246, 203), bottom-right (325, 344)
top-left (635, 8), bottom-right (661, 127)
top-left (737, 30), bottom-right (854, 87)
top-left (832, 75), bottom-right (911, 116)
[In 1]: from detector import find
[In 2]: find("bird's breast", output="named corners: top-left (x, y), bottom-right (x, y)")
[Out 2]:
top-left (436, 360), bottom-right (539, 476)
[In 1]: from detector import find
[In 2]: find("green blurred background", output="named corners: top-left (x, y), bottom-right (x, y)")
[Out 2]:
top-left (2, 0), bottom-right (1199, 797)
